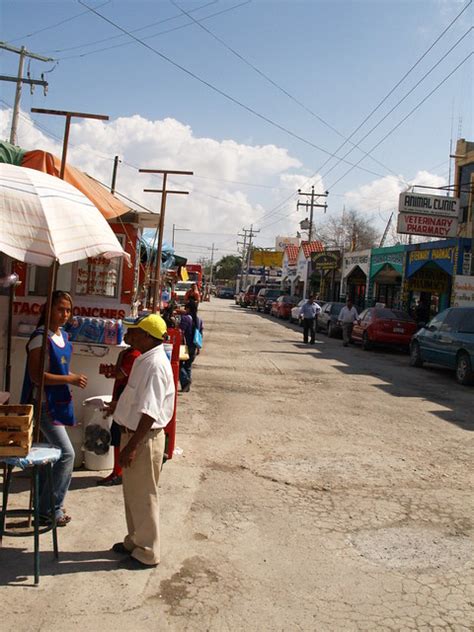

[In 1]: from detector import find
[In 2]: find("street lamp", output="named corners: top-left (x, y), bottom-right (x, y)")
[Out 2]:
top-left (172, 223), bottom-right (190, 248)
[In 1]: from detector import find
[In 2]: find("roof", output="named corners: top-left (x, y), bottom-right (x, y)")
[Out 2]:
top-left (284, 244), bottom-right (299, 265)
top-left (301, 241), bottom-right (325, 259)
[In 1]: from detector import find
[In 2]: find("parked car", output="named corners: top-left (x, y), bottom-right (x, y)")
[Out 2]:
top-left (270, 295), bottom-right (299, 320)
top-left (352, 307), bottom-right (417, 351)
top-left (290, 299), bottom-right (306, 324)
top-left (409, 307), bottom-right (474, 385)
top-left (256, 288), bottom-right (282, 313)
top-left (317, 302), bottom-right (345, 337)
top-left (217, 287), bottom-right (235, 299)
top-left (242, 284), bottom-right (265, 308)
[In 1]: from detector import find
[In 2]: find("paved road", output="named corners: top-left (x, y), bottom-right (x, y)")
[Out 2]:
top-left (1, 299), bottom-right (472, 631)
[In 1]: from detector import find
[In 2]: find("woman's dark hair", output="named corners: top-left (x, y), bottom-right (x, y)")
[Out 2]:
top-left (37, 290), bottom-right (73, 327)
top-left (185, 301), bottom-right (199, 329)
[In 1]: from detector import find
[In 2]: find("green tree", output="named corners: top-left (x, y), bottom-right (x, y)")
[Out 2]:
top-left (214, 255), bottom-right (242, 282)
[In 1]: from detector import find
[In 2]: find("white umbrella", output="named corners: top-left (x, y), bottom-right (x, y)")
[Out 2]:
top-left (0, 163), bottom-right (129, 266)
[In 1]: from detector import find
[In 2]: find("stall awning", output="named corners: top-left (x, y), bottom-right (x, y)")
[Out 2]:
top-left (0, 141), bottom-right (129, 220)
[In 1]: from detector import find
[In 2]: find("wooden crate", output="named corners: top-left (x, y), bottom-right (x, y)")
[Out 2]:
top-left (0, 405), bottom-right (33, 457)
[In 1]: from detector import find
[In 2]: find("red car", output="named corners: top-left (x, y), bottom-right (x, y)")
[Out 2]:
top-left (270, 295), bottom-right (299, 320)
top-left (351, 307), bottom-right (417, 351)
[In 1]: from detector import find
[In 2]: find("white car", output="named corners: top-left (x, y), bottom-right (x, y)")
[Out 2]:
top-left (174, 281), bottom-right (194, 304)
top-left (290, 299), bottom-right (306, 325)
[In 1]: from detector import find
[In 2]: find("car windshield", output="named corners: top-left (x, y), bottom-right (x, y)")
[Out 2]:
top-left (331, 303), bottom-right (345, 314)
top-left (375, 308), bottom-right (413, 321)
top-left (266, 290), bottom-right (281, 298)
top-left (175, 283), bottom-right (192, 291)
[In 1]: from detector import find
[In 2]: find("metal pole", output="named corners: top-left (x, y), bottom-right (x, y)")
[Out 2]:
top-left (111, 155), bottom-right (120, 194)
top-left (60, 115), bottom-right (72, 180)
top-left (9, 46), bottom-right (25, 145)
top-left (172, 223), bottom-right (176, 248)
top-left (152, 173), bottom-right (168, 312)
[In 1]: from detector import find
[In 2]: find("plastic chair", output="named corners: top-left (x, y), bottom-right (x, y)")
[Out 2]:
top-left (0, 443), bottom-right (61, 585)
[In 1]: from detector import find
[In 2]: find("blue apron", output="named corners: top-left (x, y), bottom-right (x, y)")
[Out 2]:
top-left (21, 328), bottom-right (75, 427)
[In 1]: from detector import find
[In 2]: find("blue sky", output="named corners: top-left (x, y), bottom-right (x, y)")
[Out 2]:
top-left (1, 0), bottom-right (472, 259)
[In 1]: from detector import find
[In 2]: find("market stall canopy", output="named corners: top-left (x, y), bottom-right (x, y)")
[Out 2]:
top-left (0, 163), bottom-right (130, 266)
top-left (0, 141), bottom-right (129, 219)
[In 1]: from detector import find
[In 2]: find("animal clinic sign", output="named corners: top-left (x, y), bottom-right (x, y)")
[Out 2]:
top-left (397, 192), bottom-right (459, 238)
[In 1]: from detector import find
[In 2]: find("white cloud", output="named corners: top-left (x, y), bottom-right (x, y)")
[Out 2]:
top-left (2, 109), bottom-right (306, 259)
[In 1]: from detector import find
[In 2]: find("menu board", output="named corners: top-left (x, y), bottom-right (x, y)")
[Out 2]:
top-left (75, 254), bottom-right (122, 298)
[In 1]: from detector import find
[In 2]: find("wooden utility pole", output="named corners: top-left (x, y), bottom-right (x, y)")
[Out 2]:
top-left (0, 42), bottom-right (53, 145)
top-left (111, 155), bottom-right (121, 194)
top-left (140, 169), bottom-right (193, 311)
top-left (297, 187), bottom-right (329, 242)
top-left (31, 108), bottom-right (109, 178)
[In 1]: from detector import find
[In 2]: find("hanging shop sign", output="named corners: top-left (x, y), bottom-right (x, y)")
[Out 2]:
top-left (398, 192), bottom-right (459, 217)
top-left (311, 251), bottom-right (340, 271)
top-left (397, 192), bottom-right (460, 238)
top-left (397, 213), bottom-right (458, 238)
top-left (453, 275), bottom-right (474, 307)
top-left (252, 250), bottom-right (283, 267)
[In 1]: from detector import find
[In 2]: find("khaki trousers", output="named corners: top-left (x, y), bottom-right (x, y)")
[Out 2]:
top-left (120, 429), bottom-right (165, 565)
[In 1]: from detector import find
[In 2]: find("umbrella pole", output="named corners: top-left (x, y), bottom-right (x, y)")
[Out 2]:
top-left (4, 260), bottom-right (15, 394)
top-left (34, 259), bottom-right (58, 443)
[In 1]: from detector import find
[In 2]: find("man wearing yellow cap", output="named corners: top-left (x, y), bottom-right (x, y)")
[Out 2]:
top-left (111, 313), bottom-right (175, 569)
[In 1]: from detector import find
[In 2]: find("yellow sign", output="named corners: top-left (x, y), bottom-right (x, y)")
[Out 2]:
top-left (251, 250), bottom-right (283, 267)
top-left (407, 268), bottom-right (449, 293)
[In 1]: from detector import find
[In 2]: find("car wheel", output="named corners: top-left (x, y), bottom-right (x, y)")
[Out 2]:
top-left (409, 341), bottom-right (423, 367)
top-left (362, 332), bottom-right (372, 351)
top-left (455, 352), bottom-right (474, 385)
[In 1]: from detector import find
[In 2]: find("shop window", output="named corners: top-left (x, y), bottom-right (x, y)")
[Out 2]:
top-left (75, 245), bottom-right (124, 298)
top-left (28, 263), bottom-right (73, 296)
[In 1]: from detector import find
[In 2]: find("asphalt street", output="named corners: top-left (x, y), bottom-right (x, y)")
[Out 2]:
top-left (1, 298), bottom-right (472, 631)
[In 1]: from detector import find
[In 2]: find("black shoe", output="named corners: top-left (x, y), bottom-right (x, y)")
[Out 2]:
top-left (118, 556), bottom-right (158, 570)
top-left (112, 542), bottom-right (131, 555)
top-left (181, 383), bottom-right (191, 392)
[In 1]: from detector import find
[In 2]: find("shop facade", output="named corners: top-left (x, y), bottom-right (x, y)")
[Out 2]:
top-left (403, 238), bottom-right (472, 318)
top-left (310, 250), bottom-right (341, 302)
top-left (367, 245), bottom-right (406, 309)
top-left (340, 249), bottom-right (370, 310)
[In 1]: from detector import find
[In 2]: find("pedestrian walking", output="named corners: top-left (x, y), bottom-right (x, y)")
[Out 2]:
top-left (299, 295), bottom-right (321, 344)
top-left (338, 298), bottom-right (359, 347)
top-left (21, 290), bottom-right (87, 527)
top-left (109, 314), bottom-right (175, 569)
top-left (179, 302), bottom-right (203, 392)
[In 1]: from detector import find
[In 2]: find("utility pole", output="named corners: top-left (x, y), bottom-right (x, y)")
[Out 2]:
top-left (172, 223), bottom-right (190, 248)
top-left (236, 230), bottom-right (248, 292)
top-left (111, 155), bottom-right (121, 194)
top-left (31, 108), bottom-right (109, 178)
top-left (140, 168), bottom-right (193, 311)
top-left (0, 42), bottom-right (54, 145)
top-left (208, 243), bottom-right (217, 286)
top-left (297, 186), bottom-right (329, 242)
top-left (240, 224), bottom-right (260, 288)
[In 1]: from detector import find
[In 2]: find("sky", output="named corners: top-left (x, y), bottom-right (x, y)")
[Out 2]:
top-left (0, 0), bottom-right (472, 263)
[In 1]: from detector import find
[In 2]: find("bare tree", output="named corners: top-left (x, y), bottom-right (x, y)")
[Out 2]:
top-left (317, 209), bottom-right (380, 252)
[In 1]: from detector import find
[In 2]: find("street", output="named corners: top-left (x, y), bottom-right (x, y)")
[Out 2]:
top-left (1, 298), bottom-right (473, 631)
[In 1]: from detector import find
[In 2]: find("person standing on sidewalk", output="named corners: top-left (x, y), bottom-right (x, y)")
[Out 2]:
top-left (299, 295), bottom-right (321, 344)
top-left (109, 314), bottom-right (175, 569)
top-left (338, 298), bottom-right (359, 347)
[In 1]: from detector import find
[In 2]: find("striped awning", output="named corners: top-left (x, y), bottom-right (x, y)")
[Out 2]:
top-left (0, 163), bottom-right (130, 267)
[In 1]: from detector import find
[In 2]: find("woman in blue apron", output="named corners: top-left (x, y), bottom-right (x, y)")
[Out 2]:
top-left (21, 291), bottom-right (87, 526)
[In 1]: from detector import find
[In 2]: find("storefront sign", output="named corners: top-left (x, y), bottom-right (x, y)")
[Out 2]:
top-left (275, 236), bottom-right (300, 252)
top-left (462, 252), bottom-right (472, 276)
top-left (407, 246), bottom-right (455, 276)
top-left (397, 213), bottom-right (458, 238)
top-left (398, 192), bottom-right (459, 217)
top-left (453, 275), bottom-right (474, 307)
top-left (12, 301), bottom-right (126, 319)
top-left (311, 251), bottom-right (340, 270)
top-left (406, 269), bottom-right (449, 293)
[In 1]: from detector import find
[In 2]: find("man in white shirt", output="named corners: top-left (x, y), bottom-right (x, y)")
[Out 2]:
top-left (110, 313), bottom-right (175, 569)
top-left (338, 298), bottom-right (359, 347)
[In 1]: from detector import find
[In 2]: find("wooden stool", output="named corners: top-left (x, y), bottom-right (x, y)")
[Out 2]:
top-left (0, 444), bottom-right (61, 585)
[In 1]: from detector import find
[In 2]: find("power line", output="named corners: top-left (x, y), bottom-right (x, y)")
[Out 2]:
top-left (5, 0), bottom-right (112, 44)
top-left (251, 0), bottom-right (472, 227)
top-left (77, 0), bottom-right (389, 180)
top-left (56, 1), bottom-right (251, 59)
top-left (170, 0), bottom-right (399, 179)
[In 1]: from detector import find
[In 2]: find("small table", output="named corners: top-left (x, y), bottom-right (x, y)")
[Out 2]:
top-left (0, 444), bottom-right (61, 585)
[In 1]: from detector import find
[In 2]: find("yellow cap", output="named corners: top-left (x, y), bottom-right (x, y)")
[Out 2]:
top-left (124, 314), bottom-right (167, 340)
